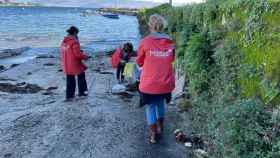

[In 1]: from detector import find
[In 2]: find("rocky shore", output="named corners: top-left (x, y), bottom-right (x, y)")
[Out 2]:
top-left (0, 49), bottom-right (191, 157)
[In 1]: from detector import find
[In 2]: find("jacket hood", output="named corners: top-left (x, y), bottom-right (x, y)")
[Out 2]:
top-left (149, 32), bottom-right (172, 41)
top-left (146, 32), bottom-right (174, 49)
top-left (63, 35), bottom-right (78, 45)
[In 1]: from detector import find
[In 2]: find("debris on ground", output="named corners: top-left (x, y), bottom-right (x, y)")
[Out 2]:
top-left (0, 82), bottom-right (43, 94)
top-left (126, 82), bottom-right (139, 92)
top-left (112, 84), bottom-right (126, 94)
top-left (174, 129), bottom-right (191, 143)
top-left (174, 128), bottom-right (206, 155)
top-left (194, 149), bottom-right (208, 158)
top-left (184, 142), bottom-right (192, 148)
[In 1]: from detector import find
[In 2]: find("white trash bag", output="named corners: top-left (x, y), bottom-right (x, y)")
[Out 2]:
top-left (112, 84), bottom-right (126, 94)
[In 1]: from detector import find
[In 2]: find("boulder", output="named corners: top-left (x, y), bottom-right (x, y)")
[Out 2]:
top-left (173, 75), bottom-right (186, 99)
top-left (0, 47), bottom-right (30, 59)
top-left (0, 65), bottom-right (5, 71)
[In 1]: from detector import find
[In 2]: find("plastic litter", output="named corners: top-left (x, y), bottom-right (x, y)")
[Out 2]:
top-left (184, 142), bottom-right (192, 148)
top-left (112, 84), bottom-right (126, 94)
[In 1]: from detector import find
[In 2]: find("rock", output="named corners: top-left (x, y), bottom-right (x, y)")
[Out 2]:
top-left (16, 82), bottom-right (26, 86)
top-left (4, 153), bottom-right (12, 158)
top-left (0, 47), bottom-right (30, 59)
top-left (99, 70), bottom-right (114, 75)
top-left (0, 82), bottom-right (43, 94)
top-left (10, 64), bottom-right (20, 68)
top-left (27, 72), bottom-right (32, 75)
top-left (44, 63), bottom-right (55, 66)
top-left (0, 77), bottom-right (16, 81)
top-left (42, 91), bottom-right (54, 96)
top-left (0, 65), bottom-right (5, 71)
top-left (36, 55), bottom-right (56, 59)
top-left (173, 75), bottom-right (186, 99)
top-left (47, 86), bottom-right (58, 91)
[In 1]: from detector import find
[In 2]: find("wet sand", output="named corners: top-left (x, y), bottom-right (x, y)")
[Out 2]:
top-left (0, 55), bottom-right (191, 158)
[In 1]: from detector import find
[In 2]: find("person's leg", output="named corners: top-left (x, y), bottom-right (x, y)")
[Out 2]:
top-left (78, 71), bottom-right (88, 96)
top-left (120, 64), bottom-right (125, 81)
top-left (145, 103), bottom-right (157, 143)
top-left (116, 64), bottom-right (121, 81)
top-left (66, 75), bottom-right (76, 99)
top-left (156, 98), bottom-right (165, 135)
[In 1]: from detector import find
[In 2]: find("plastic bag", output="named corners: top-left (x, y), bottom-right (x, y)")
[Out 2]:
top-left (112, 84), bottom-right (126, 94)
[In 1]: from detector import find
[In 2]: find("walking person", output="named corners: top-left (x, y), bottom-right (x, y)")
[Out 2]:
top-left (136, 14), bottom-right (175, 144)
top-left (111, 42), bottom-right (133, 83)
top-left (60, 26), bottom-right (89, 101)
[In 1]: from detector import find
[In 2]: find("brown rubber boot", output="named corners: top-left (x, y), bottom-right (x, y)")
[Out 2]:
top-left (157, 118), bottom-right (164, 134)
top-left (149, 124), bottom-right (157, 144)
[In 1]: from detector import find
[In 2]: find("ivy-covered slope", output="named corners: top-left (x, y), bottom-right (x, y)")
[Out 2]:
top-left (138, 0), bottom-right (280, 157)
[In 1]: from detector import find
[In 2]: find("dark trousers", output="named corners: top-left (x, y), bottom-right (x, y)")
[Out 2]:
top-left (66, 72), bottom-right (88, 99)
top-left (116, 63), bottom-right (125, 81)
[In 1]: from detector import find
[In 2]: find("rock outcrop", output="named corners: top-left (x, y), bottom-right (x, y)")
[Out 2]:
top-left (0, 47), bottom-right (30, 59)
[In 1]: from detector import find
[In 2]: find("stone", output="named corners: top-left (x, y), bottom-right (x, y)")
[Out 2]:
top-left (173, 75), bottom-right (185, 99)
top-left (0, 47), bottom-right (30, 59)
top-left (0, 65), bottom-right (5, 71)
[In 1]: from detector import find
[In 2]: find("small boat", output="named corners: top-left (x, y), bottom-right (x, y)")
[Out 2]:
top-left (101, 13), bottom-right (119, 19)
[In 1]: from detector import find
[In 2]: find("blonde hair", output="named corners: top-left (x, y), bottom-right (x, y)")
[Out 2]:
top-left (148, 14), bottom-right (168, 32)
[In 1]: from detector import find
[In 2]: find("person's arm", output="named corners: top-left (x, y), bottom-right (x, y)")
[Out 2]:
top-left (171, 49), bottom-right (175, 62)
top-left (72, 42), bottom-right (88, 60)
top-left (136, 41), bottom-right (145, 67)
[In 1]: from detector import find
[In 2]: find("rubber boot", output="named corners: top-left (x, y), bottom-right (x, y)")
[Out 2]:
top-left (157, 118), bottom-right (164, 134)
top-left (149, 124), bottom-right (157, 144)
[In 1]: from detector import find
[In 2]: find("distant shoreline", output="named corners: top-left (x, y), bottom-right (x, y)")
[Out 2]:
top-left (96, 8), bottom-right (139, 16)
top-left (0, 2), bottom-right (39, 7)
top-left (0, 5), bottom-right (140, 16)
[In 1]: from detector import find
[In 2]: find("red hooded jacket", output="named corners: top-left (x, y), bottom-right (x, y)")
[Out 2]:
top-left (60, 36), bottom-right (88, 75)
top-left (111, 47), bottom-right (132, 68)
top-left (136, 33), bottom-right (175, 94)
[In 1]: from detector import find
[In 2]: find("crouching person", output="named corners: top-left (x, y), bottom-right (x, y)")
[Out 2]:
top-left (60, 26), bottom-right (89, 101)
top-left (111, 43), bottom-right (133, 83)
top-left (136, 14), bottom-right (175, 144)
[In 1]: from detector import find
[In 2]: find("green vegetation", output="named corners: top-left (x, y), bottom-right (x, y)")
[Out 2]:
top-left (138, 0), bottom-right (280, 157)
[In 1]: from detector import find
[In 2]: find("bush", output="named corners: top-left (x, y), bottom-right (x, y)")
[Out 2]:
top-left (138, 0), bottom-right (280, 157)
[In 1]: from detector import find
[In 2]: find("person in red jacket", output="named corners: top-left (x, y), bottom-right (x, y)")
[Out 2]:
top-left (111, 43), bottom-right (133, 82)
top-left (60, 26), bottom-right (89, 101)
top-left (136, 14), bottom-right (175, 144)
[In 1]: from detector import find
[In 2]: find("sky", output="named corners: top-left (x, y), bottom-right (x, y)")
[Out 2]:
top-left (140, 0), bottom-right (204, 4)
top-left (13, 0), bottom-right (205, 8)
